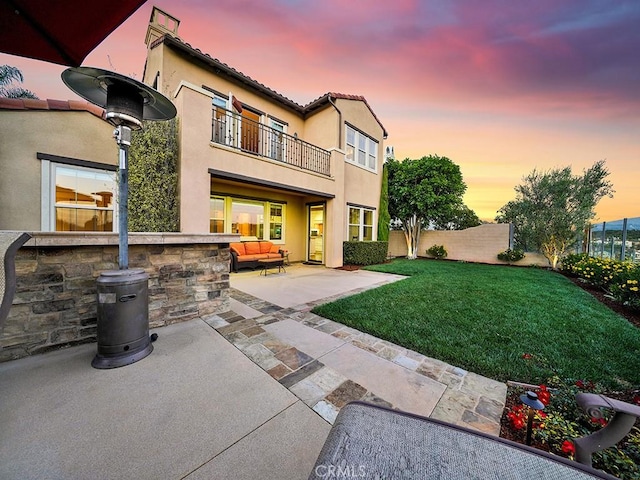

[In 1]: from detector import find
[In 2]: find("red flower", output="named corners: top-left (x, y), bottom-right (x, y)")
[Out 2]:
top-left (561, 440), bottom-right (575, 455)
top-left (537, 385), bottom-right (551, 406)
top-left (507, 405), bottom-right (527, 431)
top-left (522, 353), bottom-right (533, 359)
top-left (590, 417), bottom-right (607, 426)
top-left (575, 380), bottom-right (585, 388)
top-left (512, 417), bottom-right (525, 430)
top-left (633, 395), bottom-right (640, 405)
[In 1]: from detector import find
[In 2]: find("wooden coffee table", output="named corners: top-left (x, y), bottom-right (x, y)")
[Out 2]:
top-left (258, 257), bottom-right (286, 275)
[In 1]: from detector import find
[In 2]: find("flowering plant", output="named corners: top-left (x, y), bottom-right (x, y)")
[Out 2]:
top-left (502, 374), bottom-right (640, 479)
top-left (560, 254), bottom-right (640, 312)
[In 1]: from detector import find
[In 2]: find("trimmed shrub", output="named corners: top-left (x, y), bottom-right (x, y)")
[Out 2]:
top-left (497, 248), bottom-right (526, 263)
top-left (426, 244), bottom-right (447, 259)
top-left (343, 241), bottom-right (388, 266)
top-left (559, 253), bottom-right (588, 274)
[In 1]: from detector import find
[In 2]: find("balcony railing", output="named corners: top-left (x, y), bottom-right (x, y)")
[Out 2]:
top-left (211, 106), bottom-right (331, 176)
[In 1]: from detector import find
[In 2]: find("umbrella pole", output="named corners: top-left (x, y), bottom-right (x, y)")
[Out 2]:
top-left (115, 125), bottom-right (131, 270)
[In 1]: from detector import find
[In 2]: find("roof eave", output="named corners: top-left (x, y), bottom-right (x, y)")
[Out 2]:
top-left (158, 35), bottom-right (305, 115)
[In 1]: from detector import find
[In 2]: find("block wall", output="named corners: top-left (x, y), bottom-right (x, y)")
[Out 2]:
top-left (388, 224), bottom-right (549, 266)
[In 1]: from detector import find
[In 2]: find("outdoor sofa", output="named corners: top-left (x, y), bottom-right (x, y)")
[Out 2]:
top-left (229, 241), bottom-right (284, 272)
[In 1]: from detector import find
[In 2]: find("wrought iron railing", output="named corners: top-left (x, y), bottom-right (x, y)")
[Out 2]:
top-left (211, 106), bottom-right (331, 176)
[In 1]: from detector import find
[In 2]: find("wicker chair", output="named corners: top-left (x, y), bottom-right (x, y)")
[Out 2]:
top-left (0, 232), bottom-right (31, 330)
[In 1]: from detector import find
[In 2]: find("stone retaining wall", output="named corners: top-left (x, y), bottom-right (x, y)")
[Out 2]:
top-left (1, 232), bottom-right (236, 362)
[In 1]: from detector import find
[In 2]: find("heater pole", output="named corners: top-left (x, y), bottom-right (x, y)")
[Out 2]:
top-left (115, 125), bottom-right (132, 270)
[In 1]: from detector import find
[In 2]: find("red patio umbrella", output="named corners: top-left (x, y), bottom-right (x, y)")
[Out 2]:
top-left (0, 0), bottom-right (147, 66)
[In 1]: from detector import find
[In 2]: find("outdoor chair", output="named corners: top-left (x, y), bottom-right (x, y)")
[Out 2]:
top-left (309, 399), bottom-right (640, 479)
top-left (0, 232), bottom-right (31, 330)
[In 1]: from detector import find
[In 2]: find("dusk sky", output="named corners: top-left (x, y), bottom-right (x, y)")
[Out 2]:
top-left (2, 0), bottom-right (638, 221)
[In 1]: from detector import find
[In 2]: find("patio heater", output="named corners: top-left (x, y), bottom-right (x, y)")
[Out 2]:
top-left (62, 67), bottom-right (176, 369)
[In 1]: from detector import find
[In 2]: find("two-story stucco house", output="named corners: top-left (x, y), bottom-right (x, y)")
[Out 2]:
top-left (0, 7), bottom-right (388, 269)
top-left (142, 8), bottom-right (388, 268)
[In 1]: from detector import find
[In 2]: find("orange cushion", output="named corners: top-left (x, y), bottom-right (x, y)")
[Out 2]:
top-left (230, 242), bottom-right (245, 256)
top-left (259, 241), bottom-right (273, 254)
top-left (244, 242), bottom-right (261, 255)
top-left (269, 244), bottom-right (280, 254)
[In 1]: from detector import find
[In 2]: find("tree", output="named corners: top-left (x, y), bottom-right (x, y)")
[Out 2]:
top-left (128, 118), bottom-right (179, 231)
top-left (434, 204), bottom-right (481, 230)
top-left (387, 155), bottom-right (467, 259)
top-left (496, 160), bottom-right (613, 269)
top-left (0, 65), bottom-right (38, 99)
top-left (377, 161), bottom-right (391, 241)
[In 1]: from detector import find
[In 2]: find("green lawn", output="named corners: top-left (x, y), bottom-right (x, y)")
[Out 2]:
top-left (312, 259), bottom-right (640, 388)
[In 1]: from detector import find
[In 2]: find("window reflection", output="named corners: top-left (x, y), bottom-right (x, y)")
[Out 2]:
top-left (54, 166), bottom-right (115, 231)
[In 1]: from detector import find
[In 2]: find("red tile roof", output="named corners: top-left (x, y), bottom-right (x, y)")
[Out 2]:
top-left (0, 98), bottom-right (105, 119)
top-left (310, 92), bottom-right (388, 138)
top-left (151, 35), bottom-right (388, 137)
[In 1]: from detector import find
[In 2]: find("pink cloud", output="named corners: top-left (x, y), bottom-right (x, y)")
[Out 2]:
top-left (1, 0), bottom-right (638, 222)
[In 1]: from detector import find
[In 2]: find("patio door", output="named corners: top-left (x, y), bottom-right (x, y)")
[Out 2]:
top-left (307, 204), bottom-right (324, 264)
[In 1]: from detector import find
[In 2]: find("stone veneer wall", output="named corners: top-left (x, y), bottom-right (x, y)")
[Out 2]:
top-left (1, 232), bottom-right (237, 362)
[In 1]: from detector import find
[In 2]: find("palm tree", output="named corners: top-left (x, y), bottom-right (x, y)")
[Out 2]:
top-left (0, 65), bottom-right (38, 99)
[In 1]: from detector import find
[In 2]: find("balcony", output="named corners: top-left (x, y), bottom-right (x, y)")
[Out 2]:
top-left (211, 107), bottom-right (331, 176)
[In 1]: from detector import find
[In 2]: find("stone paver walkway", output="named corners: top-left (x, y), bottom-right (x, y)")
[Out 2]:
top-left (205, 282), bottom-right (507, 435)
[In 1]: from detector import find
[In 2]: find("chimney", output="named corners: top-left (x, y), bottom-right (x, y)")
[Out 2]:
top-left (145, 7), bottom-right (181, 47)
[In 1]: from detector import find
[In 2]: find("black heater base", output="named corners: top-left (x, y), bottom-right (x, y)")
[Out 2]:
top-left (93, 269), bottom-right (152, 370)
top-left (92, 342), bottom-right (153, 369)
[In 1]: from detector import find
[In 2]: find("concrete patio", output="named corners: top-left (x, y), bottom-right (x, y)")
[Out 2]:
top-left (0, 263), bottom-right (507, 479)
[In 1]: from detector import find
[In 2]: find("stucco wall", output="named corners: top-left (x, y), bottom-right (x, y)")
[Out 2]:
top-left (388, 224), bottom-right (549, 266)
top-left (151, 47), bottom-right (308, 136)
top-left (144, 41), bottom-right (387, 269)
top-left (0, 111), bottom-right (115, 231)
top-left (1, 233), bottom-right (234, 362)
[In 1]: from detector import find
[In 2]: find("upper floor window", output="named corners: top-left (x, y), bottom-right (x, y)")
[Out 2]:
top-left (209, 95), bottom-right (331, 176)
top-left (212, 94), bottom-right (229, 145)
top-left (269, 119), bottom-right (285, 161)
top-left (41, 161), bottom-right (116, 232)
top-left (346, 125), bottom-right (378, 172)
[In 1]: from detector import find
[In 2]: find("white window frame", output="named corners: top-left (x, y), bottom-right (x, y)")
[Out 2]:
top-left (212, 94), bottom-right (230, 146)
top-left (268, 118), bottom-right (286, 162)
top-left (41, 160), bottom-right (117, 232)
top-left (347, 205), bottom-right (375, 241)
top-left (209, 195), bottom-right (225, 233)
top-left (345, 124), bottom-right (378, 173)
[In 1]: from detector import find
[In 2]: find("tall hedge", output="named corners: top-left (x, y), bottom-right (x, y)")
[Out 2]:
top-left (128, 118), bottom-right (179, 232)
top-left (377, 162), bottom-right (390, 241)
